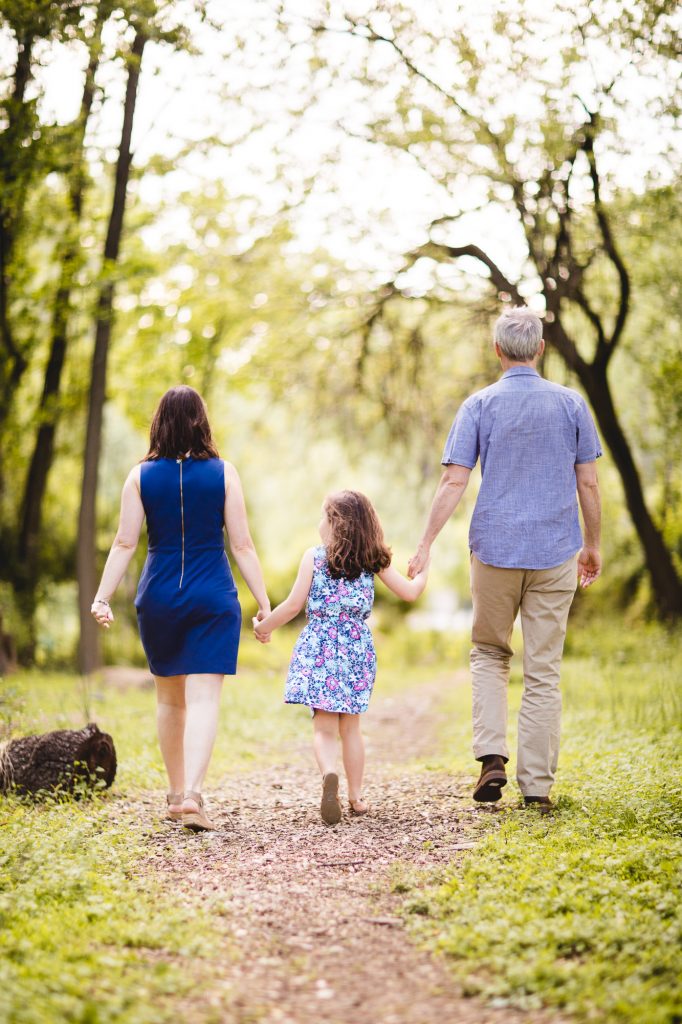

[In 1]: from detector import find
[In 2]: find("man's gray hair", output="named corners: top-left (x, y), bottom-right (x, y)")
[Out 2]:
top-left (494, 307), bottom-right (543, 361)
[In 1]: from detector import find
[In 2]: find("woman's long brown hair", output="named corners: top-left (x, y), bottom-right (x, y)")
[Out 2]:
top-left (144, 386), bottom-right (220, 460)
top-left (324, 491), bottom-right (392, 580)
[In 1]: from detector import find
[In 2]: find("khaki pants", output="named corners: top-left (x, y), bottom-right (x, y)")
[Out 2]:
top-left (470, 553), bottom-right (578, 797)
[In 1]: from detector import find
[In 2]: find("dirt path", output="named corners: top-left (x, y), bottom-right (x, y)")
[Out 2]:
top-left (132, 681), bottom-right (563, 1024)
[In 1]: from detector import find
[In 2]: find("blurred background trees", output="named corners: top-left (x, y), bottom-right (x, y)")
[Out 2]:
top-left (0, 0), bottom-right (680, 670)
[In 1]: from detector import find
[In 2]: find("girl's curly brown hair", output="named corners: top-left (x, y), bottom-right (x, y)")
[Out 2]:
top-left (144, 386), bottom-right (220, 461)
top-left (324, 490), bottom-right (392, 580)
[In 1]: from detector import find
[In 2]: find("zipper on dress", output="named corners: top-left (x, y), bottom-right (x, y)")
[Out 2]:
top-left (177, 458), bottom-right (185, 589)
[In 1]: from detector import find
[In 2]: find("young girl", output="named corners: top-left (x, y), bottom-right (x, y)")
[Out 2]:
top-left (253, 490), bottom-right (429, 825)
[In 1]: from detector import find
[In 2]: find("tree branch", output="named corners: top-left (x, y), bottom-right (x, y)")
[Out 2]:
top-left (410, 240), bottom-right (525, 305)
top-left (572, 287), bottom-right (607, 350)
top-left (311, 14), bottom-right (501, 148)
top-left (583, 124), bottom-right (630, 359)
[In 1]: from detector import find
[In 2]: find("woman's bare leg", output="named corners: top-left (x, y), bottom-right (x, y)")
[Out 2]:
top-left (339, 713), bottom-right (367, 809)
top-left (182, 673), bottom-right (223, 806)
top-left (154, 675), bottom-right (186, 797)
top-left (312, 710), bottom-right (339, 777)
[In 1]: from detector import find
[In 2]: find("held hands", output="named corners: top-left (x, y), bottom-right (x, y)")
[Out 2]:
top-left (252, 607), bottom-right (271, 644)
top-left (577, 547), bottom-right (601, 589)
top-left (407, 542), bottom-right (430, 580)
top-left (411, 554), bottom-right (431, 597)
top-left (91, 599), bottom-right (114, 629)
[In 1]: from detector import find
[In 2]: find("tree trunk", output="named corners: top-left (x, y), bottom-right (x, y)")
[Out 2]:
top-left (578, 361), bottom-right (682, 619)
top-left (0, 32), bottom-right (34, 484)
top-left (0, 723), bottom-right (116, 796)
top-left (0, 610), bottom-right (17, 675)
top-left (76, 31), bottom-right (146, 674)
top-left (15, 20), bottom-right (104, 662)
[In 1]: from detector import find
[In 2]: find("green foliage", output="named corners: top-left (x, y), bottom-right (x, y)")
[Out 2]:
top-left (0, 655), bottom-right (308, 1023)
top-left (401, 624), bottom-right (682, 1022)
top-left (2, 0), bottom-right (682, 668)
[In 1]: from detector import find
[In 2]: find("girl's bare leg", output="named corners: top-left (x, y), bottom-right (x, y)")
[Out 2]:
top-left (312, 710), bottom-right (339, 776)
top-left (339, 712), bottom-right (367, 810)
top-left (182, 673), bottom-right (223, 809)
top-left (154, 675), bottom-right (186, 798)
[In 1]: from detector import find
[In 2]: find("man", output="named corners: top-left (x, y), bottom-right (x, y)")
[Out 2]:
top-left (408, 306), bottom-right (602, 812)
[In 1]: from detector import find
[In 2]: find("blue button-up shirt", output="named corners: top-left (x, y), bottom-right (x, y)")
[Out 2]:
top-left (442, 367), bottom-right (602, 569)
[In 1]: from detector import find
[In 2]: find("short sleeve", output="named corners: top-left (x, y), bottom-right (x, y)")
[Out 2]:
top-left (442, 403), bottom-right (479, 468)
top-left (575, 398), bottom-right (603, 464)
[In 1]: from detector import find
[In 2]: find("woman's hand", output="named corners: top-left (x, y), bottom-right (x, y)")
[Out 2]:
top-left (91, 599), bottom-right (114, 629)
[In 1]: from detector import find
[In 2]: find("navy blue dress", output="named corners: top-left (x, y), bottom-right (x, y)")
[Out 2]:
top-left (134, 457), bottom-right (241, 676)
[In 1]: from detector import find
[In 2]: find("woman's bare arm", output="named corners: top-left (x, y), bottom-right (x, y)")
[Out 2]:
top-left (253, 548), bottom-right (315, 641)
top-left (224, 462), bottom-right (270, 614)
top-left (92, 466), bottom-right (145, 628)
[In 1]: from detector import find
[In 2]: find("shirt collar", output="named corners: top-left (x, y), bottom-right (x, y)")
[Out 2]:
top-left (502, 366), bottom-right (540, 378)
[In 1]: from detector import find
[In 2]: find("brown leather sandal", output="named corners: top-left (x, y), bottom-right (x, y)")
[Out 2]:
top-left (181, 791), bottom-right (216, 832)
top-left (349, 798), bottom-right (369, 815)
top-left (166, 792), bottom-right (183, 822)
top-left (320, 773), bottom-right (342, 825)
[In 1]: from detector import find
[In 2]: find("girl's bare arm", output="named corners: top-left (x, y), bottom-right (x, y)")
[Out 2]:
top-left (378, 561), bottom-right (429, 602)
top-left (254, 548), bottom-right (315, 639)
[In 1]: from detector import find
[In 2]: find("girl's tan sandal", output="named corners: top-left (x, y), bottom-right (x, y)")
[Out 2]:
top-left (349, 798), bottom-right (369, 816)
top-left (320, 773), bottom-right (342, 825)
top-left (181, 791), bottom-right (216, 832)
top-left (166, 792), bottom-right (184, 822)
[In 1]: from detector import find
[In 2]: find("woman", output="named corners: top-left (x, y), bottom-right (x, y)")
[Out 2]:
top-left (91, 385), bottom-right (270, 831)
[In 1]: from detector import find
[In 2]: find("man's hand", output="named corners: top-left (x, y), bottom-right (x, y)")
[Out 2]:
top-left (408, 542), bottom-right (430, 580)
top-left (577, 547), bottom-right (601, 588)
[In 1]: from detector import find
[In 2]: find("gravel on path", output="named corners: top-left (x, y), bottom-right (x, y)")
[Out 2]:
top-left (126, 678), bottom-right (565, 1024)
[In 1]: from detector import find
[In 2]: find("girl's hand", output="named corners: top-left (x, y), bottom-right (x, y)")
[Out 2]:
top-left (252, 616), bottom-right (271, 644)
top-left (413, 559), bottom-right (430, 597)
top-left (408, 543), bottom-right (430, 579)
top-left (91, 599), bottom-right (114, 629)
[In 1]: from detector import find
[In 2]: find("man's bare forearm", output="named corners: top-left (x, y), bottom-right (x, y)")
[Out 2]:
top-left (421, 481), bottom-right (464, 544)
top-left (408, 465), bottom-right (472, 577)
top-left (578, 480), bottom-right (601, 548)
top-left (420, 465), bottom-right (472, 546)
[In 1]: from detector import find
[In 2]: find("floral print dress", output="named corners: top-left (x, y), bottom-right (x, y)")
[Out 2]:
top-left (285, 546), bottom-right (376, 714)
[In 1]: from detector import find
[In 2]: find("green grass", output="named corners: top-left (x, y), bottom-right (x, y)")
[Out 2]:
top-left (0, 636), bottom-right (309, 1024)
top-left (0, 625), bottom-right (453, 1024)
top-left (2, 620), bottom-right (681, 1023)
top-left (402, 620), bottom-right (682, 1023)
top-left (0, 799), bottom-right (228, 1024)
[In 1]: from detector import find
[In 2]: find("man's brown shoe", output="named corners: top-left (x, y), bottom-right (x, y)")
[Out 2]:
top-left (473, 755), bottom-right (507, 802)
top-left (523, 795), bottom-right (554, 815)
